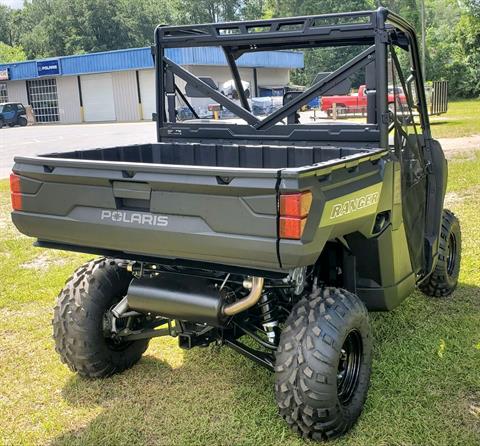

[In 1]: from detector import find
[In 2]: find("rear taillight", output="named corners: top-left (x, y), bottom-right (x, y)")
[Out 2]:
top-left (9, 173), bottom-right (22, 210)
top-left (279, 191), bottom-right (312, 239)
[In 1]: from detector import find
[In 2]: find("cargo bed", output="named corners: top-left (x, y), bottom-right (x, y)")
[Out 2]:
top-left (11, 142), bottom-right (387, 273)
top-left (42, 141), bottom-right (374, 168)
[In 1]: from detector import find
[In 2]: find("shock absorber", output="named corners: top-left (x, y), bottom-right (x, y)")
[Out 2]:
top-left (258, 291), bottom-right (279, 345)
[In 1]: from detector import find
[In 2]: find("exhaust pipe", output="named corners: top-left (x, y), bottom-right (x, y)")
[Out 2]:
top-left (119, 272), bottom-right (264, 326)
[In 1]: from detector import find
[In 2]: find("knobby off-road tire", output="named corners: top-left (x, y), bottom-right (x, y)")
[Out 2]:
top-left (419, 209), bottom-right (461, 297)
top-left (52, 258), bottom-right (149, 378)
top-left (275, 287), bottom-right (372, 441)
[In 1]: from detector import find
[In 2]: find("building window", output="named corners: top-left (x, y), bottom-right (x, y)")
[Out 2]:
top-left (27, 78), bottom-right (59, 123)
top-left (0, 83), bottom-right (7, 102)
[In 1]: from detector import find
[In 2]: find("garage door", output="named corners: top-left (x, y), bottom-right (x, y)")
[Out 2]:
top-left (139, 70), bottom-right (155, 120)
top-left (81, 74), bottom-right (116, 122)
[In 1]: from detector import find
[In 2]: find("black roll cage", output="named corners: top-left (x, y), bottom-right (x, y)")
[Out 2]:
top-left (154, 7), bottom-right (431, 147)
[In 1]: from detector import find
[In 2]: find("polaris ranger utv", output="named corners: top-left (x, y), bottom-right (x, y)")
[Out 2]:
top-left (10, 8), bottom-right (461, 441)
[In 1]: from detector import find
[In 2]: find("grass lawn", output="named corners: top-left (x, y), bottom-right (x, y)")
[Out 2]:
top-left (0, 154), bottom-right (479, 446)
top-left (308, 98), bottom-right (480, 140)
top-left (430, 99), bottom-right (480, 139)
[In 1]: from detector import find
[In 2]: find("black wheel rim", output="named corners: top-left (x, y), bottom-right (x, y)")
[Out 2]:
top-left (447, 232), bottom-right (457, 277)
top-left (337, 329), bottom-right (362, 405)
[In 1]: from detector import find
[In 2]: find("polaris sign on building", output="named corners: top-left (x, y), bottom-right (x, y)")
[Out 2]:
top-left (37, 60), bottom-right (61, 76)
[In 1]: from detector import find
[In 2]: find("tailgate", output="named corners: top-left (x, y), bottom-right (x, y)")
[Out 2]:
top-left (11, 158), bottom-right (281, 271)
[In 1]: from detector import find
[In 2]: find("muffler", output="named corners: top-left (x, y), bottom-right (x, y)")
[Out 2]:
top-left (121, 272), bottom-right (264, 326)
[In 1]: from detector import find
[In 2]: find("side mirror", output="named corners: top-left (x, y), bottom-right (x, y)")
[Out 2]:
top-left (406, 74), bottom-right (416, 109)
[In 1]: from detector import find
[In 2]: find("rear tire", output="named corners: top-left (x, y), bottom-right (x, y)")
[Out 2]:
top-left (419, 209), bottom-right (461, 297)
top-left (275, 287), bottom-right (372, 441)
top-left (52, 258), bottom-right (149, 378)
top-left (18, 116), bottom-right (27, 126)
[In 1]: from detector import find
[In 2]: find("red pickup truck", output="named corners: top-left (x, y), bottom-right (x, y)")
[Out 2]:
top-left (321, 85), bottom-right (406, 115)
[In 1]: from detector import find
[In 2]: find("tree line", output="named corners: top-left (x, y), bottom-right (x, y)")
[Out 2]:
top-left (0, 0), bottom-right (479, 98)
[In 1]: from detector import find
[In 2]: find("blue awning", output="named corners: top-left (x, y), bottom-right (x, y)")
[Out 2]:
top-left (0, 47), bottom-right (304, 81)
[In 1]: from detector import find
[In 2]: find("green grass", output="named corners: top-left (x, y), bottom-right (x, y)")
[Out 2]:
top-left (0, 155), bottom-right (479, 446)
top-left (323, 98), bottom-right (480, 139)
top-left (430, 99), bottom-right (480, 139)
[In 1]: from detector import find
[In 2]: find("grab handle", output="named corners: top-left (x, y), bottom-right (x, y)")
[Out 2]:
top-left (112, 181), bottom-right (151, 201)
top-left (112, 181), bottom-right (151, 210)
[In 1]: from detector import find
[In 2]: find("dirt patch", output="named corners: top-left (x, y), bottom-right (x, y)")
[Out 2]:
top-left (20, 253), bottom-right (67, 270)
top-left (439, 135), bottom-right (480, 159)
top-left (466, 392), bottom-right (480, 424)
top-left (470, 400), bottom-right (480, 419)
top-left (0, 301), bottom-right (49, 320)
top-left (444, 185), bottom-right (480, 208)
top-left (444, 191), bottom-right (463, 208)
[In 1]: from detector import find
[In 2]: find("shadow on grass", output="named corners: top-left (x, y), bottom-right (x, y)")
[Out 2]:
top-left (50, 283), bottom-right (479, 446)
top-left (429, 120), bottom-right (453, 127)
top-left (52, 344), bottom-right (279, 446)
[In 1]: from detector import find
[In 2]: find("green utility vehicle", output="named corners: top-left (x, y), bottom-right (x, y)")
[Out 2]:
top-left (10, 8), bottom-right (461, 440)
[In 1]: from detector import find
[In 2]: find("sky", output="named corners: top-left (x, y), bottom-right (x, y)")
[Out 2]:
top-left (0, 0), bottom-right (23, 9)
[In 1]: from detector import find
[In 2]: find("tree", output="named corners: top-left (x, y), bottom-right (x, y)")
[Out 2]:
top-left (0, 5), bottom-right (13, 45)
top-left (116, 0), bottom-right (176, 47)
top-left (264, 0), bottom-right (375, 17)
top-left (450, 5), bottom-right (480, 97)
top-left (464, 0), bottom-right (480, 18)
top-left (241, 0), bottom-right (267, 19)
top-left (171, 0), bottom-right (242, 23)
top-left (424, 0), bottom-right (461, 81)
top-left (0, 42), bottom-right (27, 63)
top-left (262, 1), bottom-right (375, 86)
top-left (0, 0), bottom-right (479, 98)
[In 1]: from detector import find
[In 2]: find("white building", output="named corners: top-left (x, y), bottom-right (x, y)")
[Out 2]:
top-left (0, 47), bottom-right (304, 124)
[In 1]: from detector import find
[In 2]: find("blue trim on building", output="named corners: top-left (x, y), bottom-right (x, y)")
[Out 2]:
top-left (0, 47), bottom-right (303, 81)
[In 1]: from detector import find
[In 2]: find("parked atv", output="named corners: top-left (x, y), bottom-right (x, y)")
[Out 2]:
top-left (0, 102), bottom-right (27, 128)
top-left (10, 7), bottom-right (461, 441)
